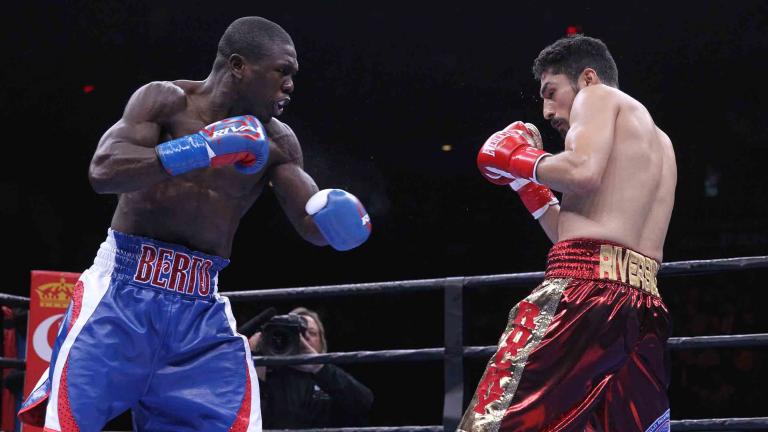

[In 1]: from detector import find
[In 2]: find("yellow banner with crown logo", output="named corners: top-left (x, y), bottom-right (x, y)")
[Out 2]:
top-left (35, 277), bottom-right (76, 309)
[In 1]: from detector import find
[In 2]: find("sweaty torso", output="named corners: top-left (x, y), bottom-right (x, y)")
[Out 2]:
top-left (558, 89), bottom-right (677, 261)
top-left (110, 80), bottom-right (297, 258)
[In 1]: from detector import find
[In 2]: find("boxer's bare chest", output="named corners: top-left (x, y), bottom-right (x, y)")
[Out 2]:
top-left (161, 112), bottom-right (266, 198)
top-left (112, 108), bottom-right (292, 255)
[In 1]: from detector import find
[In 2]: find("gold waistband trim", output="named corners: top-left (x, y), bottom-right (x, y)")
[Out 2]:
top-left (598, 244), bottom-right (659, 296)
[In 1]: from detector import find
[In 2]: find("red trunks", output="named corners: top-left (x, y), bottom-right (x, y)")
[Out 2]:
top-left (459, 238), bottom-right (671, 432)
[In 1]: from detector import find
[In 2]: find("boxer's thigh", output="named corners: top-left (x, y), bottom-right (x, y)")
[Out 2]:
top-left (46, 273), bottom-right (159, 431)
top-left (461, 278), bottom-right (579, 431)
top-left (589, 300), bottom-right (671, 432)
top-left (132, 295), bottom-right (260, 432)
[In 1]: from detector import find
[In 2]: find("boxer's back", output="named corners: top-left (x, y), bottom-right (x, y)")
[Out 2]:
top-left (558, 87), bottom-right (677, 260)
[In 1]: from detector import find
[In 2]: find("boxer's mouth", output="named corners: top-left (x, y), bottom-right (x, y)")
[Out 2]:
top-left (274, 97), bottom-right (291, 115)
top-left (551, 119), bottom-right (569, 136)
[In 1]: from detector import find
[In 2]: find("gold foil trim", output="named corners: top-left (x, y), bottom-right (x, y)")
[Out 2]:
top-left (458, 278), bottom-right (570, 432)
top-left (598, 244), bottom-right (659, 297)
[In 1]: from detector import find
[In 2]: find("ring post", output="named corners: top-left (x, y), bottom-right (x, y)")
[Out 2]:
top-left (443, 277), bottom-right (465, 431)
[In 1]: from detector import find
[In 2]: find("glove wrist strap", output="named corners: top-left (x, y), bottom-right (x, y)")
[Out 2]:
top-left (156, 134), bottom-right (211, 176)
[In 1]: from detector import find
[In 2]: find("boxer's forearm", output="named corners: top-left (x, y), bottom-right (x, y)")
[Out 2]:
top-left (270, 164), bottom-right (330, 247)
top-left (299, 214), bottom-right (329, 246)
top-left (89, 140), bottom-right (170, 194)
top-left (535, 152), bottom-right (601, 194)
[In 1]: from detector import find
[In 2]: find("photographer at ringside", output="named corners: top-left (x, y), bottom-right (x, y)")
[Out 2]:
top-left (247, 307), bottom-right (374, 428)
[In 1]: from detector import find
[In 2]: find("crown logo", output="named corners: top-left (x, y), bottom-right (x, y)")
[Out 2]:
top-left (36, 278), bottom-right (75, 309)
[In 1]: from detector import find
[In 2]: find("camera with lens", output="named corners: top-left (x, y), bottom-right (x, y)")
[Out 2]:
top-left (259, 314), bottom-right (309, 356)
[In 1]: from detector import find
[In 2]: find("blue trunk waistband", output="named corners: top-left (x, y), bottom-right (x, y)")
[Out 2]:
top-left (95, 229), bottom-right (230, 300)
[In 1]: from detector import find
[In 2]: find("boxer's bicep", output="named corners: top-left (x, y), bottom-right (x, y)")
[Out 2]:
top-left (95, 119), bottom-right (161, 163)
top-left (537, 88), bottom-right (618, 193)
top-left (98, 81), bottom-right (182, 153)
top-left (564, 88), bottom-right (618, 186)
top-left (268, 123), bottom-right (315, 221)
top-left (264, 120), bottom-right (325, 245)
top-left (89, 82), bottom-right (182, 193)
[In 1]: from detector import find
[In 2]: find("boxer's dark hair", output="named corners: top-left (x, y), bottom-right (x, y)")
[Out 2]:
top-left (532, 35), bottom-right (619, 88)
top-left (215, 17), bottom-right (293, 68)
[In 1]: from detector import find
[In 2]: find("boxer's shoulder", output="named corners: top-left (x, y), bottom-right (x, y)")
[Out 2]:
top-left (655, 126), bottom-right (676, 164)
top-left (573, 84), bottom-right (621, 109)
top-left (570, 85), bottom-right (638, 128)
top-left (588, 85), bottom-right (648, 115)
top-left (265, 117), bottom-right (297, 143)
top-left (655, 126), bottom-right (671, 145)
top-left (265, 118), bottom-right (302, 164)
top-left (127, 80), bottom-right (188, 122)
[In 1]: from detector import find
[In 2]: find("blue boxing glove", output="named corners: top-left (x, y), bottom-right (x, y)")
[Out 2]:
top-left (156, 115), bottom-right (269, 176)
top-left (306, 189), bottom-right (372, 251)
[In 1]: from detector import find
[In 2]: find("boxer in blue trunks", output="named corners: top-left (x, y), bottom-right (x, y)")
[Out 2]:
top-left (19, 16), bottom-right (371, 432)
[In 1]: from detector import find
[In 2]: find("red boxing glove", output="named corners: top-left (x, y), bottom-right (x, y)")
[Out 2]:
top-left (509, 178), bottom-right (559, 219)
top-left (477, 121), bottom-right (550, 185)
top-left (503, 121), bottom-right (543, 148)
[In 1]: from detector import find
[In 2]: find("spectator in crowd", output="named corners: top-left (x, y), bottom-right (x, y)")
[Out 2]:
top-left (249, 307), bottom-right (374, 428)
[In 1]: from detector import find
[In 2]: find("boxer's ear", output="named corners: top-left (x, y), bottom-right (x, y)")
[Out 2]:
top-left (229, 54), bottom-right (246, 79)
top-left (581, 68), bottom-right (598, 87)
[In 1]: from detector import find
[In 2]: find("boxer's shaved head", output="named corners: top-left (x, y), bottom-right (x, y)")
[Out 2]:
top-left (215, 16), bottom-right (293, 68)
top-left (532, 35), bottom-right (619, 88)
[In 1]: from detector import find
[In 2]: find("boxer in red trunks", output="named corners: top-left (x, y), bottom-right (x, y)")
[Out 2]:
top-left (461, 35), bottom-right (677, 431)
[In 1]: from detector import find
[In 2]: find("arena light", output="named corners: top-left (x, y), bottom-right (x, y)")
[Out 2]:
top-left (82, 85), bottom-right (95, 94)
top-left (441, 144), bottom-right (453, 152)
top-left (566, 25), bottom-right (582, 36)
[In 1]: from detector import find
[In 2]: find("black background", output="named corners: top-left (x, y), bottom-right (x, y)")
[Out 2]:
top-left (2, 0), bottom-right (767, 427)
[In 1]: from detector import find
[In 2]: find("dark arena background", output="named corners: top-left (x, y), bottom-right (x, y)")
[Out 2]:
top-left (2, 1), bottom-right (767, 430)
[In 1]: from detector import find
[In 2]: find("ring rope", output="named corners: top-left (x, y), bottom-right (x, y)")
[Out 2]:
top-left (264, 428), bottom-right (443, 432)
top-left (247, 333), bottom-right (768, 367)
top-left (0, 357), bottom-right (25, 369)
top-left (666, 333), bottom-right (768, 349)
top-left (1, 333), bottom-right (765, 370)
top-left (225, 255), bottom-right (768, 302)
top-left (670, 417), bottom-right (768, 431)
top-left (2, 256), bottom-right (766, 307)
top-left (263, 426), bottom-right (445, 432)
top-left (261, 417), bottom-right (768, 432)
top-left (0, 292), bottom-right (31, 307)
